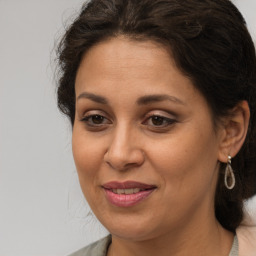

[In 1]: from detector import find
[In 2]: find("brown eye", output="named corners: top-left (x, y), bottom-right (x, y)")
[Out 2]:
top-left (91, 115), bottom-right (104, 124)
top-left (81, 114), bottom-right (110, 126)
top-left (143, 115), bottom-right (176, 128)
top-left (151, 116), bottom-right (165, 126)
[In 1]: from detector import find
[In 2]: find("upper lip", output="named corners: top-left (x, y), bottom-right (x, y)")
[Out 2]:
top-left (102, 181), bottom-right (157, 190)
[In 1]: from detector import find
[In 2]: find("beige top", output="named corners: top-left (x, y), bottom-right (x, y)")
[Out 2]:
top-left (68, 235), bottom-right (239, 256)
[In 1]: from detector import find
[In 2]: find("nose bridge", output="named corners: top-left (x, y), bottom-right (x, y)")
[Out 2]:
top-left (104, 121), bottom-right (144, 170)
top-left (111, 122), bottom-right (130, 152)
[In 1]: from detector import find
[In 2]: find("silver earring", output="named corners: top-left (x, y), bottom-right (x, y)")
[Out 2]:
top-left (224, 155), bottom-right (235, 190)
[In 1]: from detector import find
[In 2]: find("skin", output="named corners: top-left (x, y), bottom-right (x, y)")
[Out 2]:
top-left (72, 36), bottom-right (249, 256)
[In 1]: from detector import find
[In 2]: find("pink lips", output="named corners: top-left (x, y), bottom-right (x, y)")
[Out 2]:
top-left (102, 181), bottom-right (156, 207)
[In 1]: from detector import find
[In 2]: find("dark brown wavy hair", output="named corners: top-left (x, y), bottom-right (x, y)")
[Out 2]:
top-left (56, 0), bottom-right (256, 232)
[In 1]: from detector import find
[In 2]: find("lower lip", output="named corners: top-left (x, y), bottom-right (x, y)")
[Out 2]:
top-left (104, 189), bottom-right (155, 207)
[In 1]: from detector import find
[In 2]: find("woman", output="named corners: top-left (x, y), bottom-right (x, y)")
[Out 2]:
top-left (56, 0), bottom-right (256, 255)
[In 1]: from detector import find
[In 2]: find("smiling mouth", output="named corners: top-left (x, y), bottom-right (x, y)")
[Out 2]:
top-left (110, 188), bottom-right (147, 194)
top-left (102, 181), bottom-right (157, 207)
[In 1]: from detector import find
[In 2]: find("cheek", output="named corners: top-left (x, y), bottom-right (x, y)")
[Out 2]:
top-left (144, 128), bottom-right (219, 228)
top-left (72, 129), bottom-right (106, 191)
top-left (148, 123), bottom-right (219, 195)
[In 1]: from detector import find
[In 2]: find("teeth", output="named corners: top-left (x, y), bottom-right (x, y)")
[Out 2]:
top-left (117, 189), bottom-right (124, 194)
top-left (133, 188), bottom-right (140, 193)
top-left (112, 188), bottom-right (142, 194)
top-left (124, 188), bottom-right (133, 194)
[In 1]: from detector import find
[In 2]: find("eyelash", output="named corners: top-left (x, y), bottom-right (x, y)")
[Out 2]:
top-left (143, 115), bottom-right (176, 128)
top-left (81, 114), bottom-right (111, 127)
top-left (80, 113), bottom-right (176, 130)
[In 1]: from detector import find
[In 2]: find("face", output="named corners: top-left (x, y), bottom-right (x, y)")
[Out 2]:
top-left (73, 37), bottom-right (223, 241)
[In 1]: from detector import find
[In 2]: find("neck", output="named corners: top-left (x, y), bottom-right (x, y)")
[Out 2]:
top-left (107, 217), bottom-right (234, 256)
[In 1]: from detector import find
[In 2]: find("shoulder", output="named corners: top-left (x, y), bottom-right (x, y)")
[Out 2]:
top-left (68, 235), bottom-right (112, 256)
top-left (236, 196), bottom-right (256, 256)
top-left (237, 225), bottom-right (256, 256)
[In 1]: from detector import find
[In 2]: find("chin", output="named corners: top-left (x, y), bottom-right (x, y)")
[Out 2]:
top-left (95, 211), bottom-right (160, 242)
top-left (109, 227), bottom-right (156, 242)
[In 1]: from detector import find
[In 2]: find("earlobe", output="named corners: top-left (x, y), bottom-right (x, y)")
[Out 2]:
top-left (218, 100), bottom-right (250, 163)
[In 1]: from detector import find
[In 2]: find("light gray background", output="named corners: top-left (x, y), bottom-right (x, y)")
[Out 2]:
top-left (0, 1), bottom-right (255, 255)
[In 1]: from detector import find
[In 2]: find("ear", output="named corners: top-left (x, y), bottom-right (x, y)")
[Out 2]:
top-left (218, 100), bottom-right (250, 163)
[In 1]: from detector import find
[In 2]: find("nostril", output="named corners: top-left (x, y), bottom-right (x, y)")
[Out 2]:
top-left (104, 148), bottom-right (145, 171)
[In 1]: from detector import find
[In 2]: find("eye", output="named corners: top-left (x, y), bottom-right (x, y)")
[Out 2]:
top-left (81, 114), bottom-right (111, 126)
top-left (143, 115), bottom-right (176, 128)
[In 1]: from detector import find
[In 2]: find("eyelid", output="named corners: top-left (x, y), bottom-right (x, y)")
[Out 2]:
top-left (81, 114), bottom-right (108, 122)
top-left (80, 109), bottom-right (110, 119)
top-left (143, 110), bottom-right (176, 120)
top-left (80, 110), bottom-right (112, 126)
top-left (142, 110), bottom-right (177, 128)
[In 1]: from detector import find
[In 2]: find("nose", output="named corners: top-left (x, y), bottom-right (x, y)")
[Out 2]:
top-left (104, 126), bottom-right (145, 171)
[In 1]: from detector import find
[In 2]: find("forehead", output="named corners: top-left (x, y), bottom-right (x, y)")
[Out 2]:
top-left (78, 37), bottom-right (172, 78)
top-left (81, 36), bottom-right (171, 63)
top-left (75, 36), bottom-right (194, 95)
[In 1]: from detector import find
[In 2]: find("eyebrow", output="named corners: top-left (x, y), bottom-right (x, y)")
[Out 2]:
top-left (77, 92), bottom-right (108, 104)
top-left (77, 92), bottom-right (185, 106)
top-left (137, 94), bottom-right (185, 105)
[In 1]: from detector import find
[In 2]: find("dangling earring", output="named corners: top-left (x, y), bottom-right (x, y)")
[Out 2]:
top-left (224, 155), bottom-right (235, 190)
